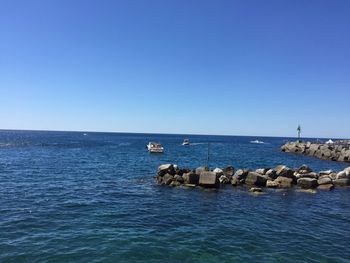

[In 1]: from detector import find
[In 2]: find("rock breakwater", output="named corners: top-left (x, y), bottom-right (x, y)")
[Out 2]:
top-left (281, 141), bottom-right (350, 162)
top-left (155, 164), bottom-right (350, 192)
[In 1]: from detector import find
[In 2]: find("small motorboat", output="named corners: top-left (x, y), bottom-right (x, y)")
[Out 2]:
top-left (250, 140), bottom-right (265, 144)
top-left (182, 139), bottom-right (190, 145)
top-left (147, 142), bottom-right (164, 153)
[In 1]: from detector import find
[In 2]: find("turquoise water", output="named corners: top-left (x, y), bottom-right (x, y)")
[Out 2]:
top-left (0, 130), bottom-right (349, 262)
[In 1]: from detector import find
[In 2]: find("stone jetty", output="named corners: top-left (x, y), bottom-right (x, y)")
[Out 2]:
top-left (155, 164), bottom-right (350, 192)
top-left (281, 141), bottom-right (350, 163)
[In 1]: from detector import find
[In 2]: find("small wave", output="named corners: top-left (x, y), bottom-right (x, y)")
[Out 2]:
top-left (0, 143), bottom-right (12, 147)
top-left (189, 143), bottom-right (206, 145)
top-left (119, 142), bottom-right (131, 146)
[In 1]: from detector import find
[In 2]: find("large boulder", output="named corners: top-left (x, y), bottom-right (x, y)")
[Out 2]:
top-left (199, 171), bottom-right (219, 187)
top-left (255, 168), bottom-right (269, 175)
top-left (275, 176), bottom-right (293, 188)
top-left (223, 166), bottom-right (235, 178)
top-left (182, 172), bottom-right (199, 185)
top-left (231, 172), bottom-right (248, 186)
top-left (233, 169), bottom-right (249, 180)
top-left (158, 164), bottom-right (176, 176)
top-left (176, 168), bottom-right (191, 176)
top-left (317, 177), bottom-right (332, 185)
top-left (336, 171), bottom-right (349, 179)
top-left (275, 165), bottom-right (294, 179)
top-left (295, 172), bottom-right (318, 179)
top-left (231, 169), bottom-right (249, 185)
top-left (297, 178), bottom-right (318, 189)
top-left (231, 176), bottom-right (240, 186)
top-left (266, 180), bottom-right (279, 188)
top-left (174, 174), bottom-right (184, 183)
top-left (308, 144), bottom-right (320, 156)
top-left (219, 175), bottom-right (230, 184)
top-left (333, 178), bottom-right (350, 187)
top-left (296, 165), bottom-right (312, 174)
top-left (265, 169), bottom-right (278, 180)
top-left (195, 166), bottom-right (208, 175)
top-left (249, 187), bottom-right (263, 193)
top-left (245, 172), bottom-right (267, 187)
top-left (162, 174), bottom-right (174, 185)
top-left (213, 168), bottom-right (224, 176)
top-left (329, 172), bottom-right (337, 180)
top-left (319, 170), bottom-right (334, 176)
top-left (344, 167), bottom-right (350, 176)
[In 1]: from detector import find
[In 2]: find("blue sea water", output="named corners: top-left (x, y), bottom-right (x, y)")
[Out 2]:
top-left (0, 130), bottom-right (350, 263)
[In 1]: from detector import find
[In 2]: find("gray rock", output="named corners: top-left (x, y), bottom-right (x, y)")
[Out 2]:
top-left (182, 172), bottom-right (199, 185)
top-left (275, 176), bottom-right (293, 188)
top-left (162, 174), bottom-right (174, 185)
top-left (297, 178), bottom-right (318, 189)
top-left (174, 174), bottom-right (184, 183)
top-left (318, 174), bottom-right (331, 180)
top-left (296, 172), bottom-right (318, 179)
top-left (319, 170), bottom-right (333, 176)
top-left (219, 175), bottom-right (230, 184)
top-left (233, 169), bottom-right (249, 180)
top-left (158, 164), bottom-right (176, 176)
top-left (231, 176), bottom-right (240, 186)
top-left (199, 171), bottom-right (219, 187)
top-left (329, 172), bottom-right (337, 180)
top-left (245, 172), bottom-right (267, 187)
top-left (223, 166), bottom-right (235, 177)
top-left (195, 166), bottom-right (208, 175)
top-left (317, 177), bottom-right (332, 185)
top-left (265, 169), bottom-right (278, 180)
top-left (275, 165), bottom-right (294, 178)
top-left (156, 175), bottom-right (163, 184)
top-left (176, 168), bottom-right (191, 176)
top-left (255, 168), bottom-right (269, 175)
top-left (344, 167), bottom-right (350, 176)
top-left (333, 178), bottom-right (350, 187)
top-left (296, 165), bottom-right (312, 174)
top-left (266, 180), bottom-right (279, 188)
top-left (249, 187), bottom-right (262, 192)
top-left (213, 168), bottom-right (224, 176)
top-left (336, 171), bottom-right (348, 179)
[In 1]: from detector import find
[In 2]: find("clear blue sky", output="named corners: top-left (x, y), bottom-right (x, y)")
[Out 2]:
top-left (1, 0), bottom-right (349, 138)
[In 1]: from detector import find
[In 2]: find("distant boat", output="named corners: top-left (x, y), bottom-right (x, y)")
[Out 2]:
top-left (250, 140), bottom-right (265, 144)
top-left (182, 139), bottom-right (190, 146)
top-left (147, 142), bottom-right (164, 153)
top-left (83, 133), bottom-right (88, 136)
top-left (325, 139), bottom-right (334, 144)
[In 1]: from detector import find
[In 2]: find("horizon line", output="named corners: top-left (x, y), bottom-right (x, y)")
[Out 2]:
top-left (0, 128), bottom-right (347, 140)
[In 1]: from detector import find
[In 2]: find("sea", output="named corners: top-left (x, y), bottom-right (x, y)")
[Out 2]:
top-left (0, 130), bottom-right (349, 263)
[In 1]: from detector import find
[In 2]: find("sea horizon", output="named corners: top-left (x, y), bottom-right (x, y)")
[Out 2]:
top-left (0, 128), bottom-right (348, 140)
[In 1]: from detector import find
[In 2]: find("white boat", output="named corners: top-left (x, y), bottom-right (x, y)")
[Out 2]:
top-left (325, 139), bottom-right (334, 144)
top-left (147, 142), bottom-right (164, 153)
top-left (182, 139), bottom-right (190, 145)
top-left (250, 140), bottom-right (265, 144)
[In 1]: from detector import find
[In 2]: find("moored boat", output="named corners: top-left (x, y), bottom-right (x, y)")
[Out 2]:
top-left (147, 142), bottom-right (164, 153)
top-left (182, 139), bottom-right (190, 145)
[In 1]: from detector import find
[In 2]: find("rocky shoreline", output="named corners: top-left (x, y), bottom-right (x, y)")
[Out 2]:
top-left (281, 141), bottom-right (350, 162)
top-left (155, 164), bottom-right (350, 192)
